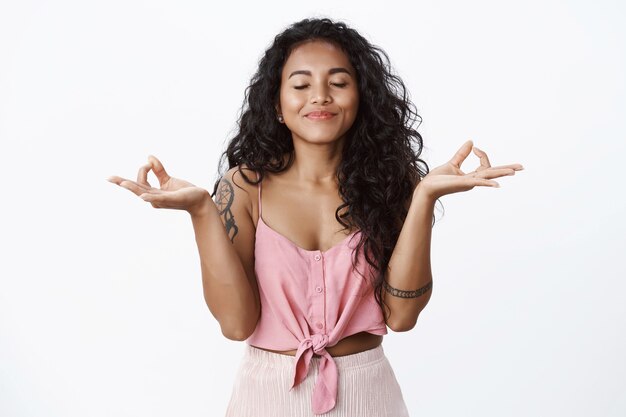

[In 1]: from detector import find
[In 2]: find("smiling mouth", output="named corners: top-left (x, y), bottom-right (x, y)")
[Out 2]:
top-left (305, 112), bottom-right (336, 120)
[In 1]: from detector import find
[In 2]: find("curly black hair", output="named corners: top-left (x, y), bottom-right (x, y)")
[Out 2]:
top-left (211, 17), bottom-right (437, 322)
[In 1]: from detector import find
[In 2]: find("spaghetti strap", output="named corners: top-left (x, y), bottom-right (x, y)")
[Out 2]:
top-left (256, 171), bottom-right (262, 217)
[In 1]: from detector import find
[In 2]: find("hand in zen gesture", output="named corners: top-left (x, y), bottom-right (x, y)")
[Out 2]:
top-left (417, 140), bottom-right (524, 200)
top-left (107, 155), bottom-right (210, 216)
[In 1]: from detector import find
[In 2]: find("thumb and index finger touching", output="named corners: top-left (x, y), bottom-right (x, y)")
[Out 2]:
top-left (138, 155), bottom-right (171, 188)
top-left (449, 140), bottom-right (492, 171)
top-left (107, 155), bottom-right (170, 194)
top-left (449, 140), bottom-right (476, 170)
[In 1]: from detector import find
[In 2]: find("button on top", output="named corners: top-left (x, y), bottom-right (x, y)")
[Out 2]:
top-left (314, 254), bottom-right (321, 261)
top-left (316, 322), bottom-right (324, 329)
top-left (315, 286), bottom-right (323, 293)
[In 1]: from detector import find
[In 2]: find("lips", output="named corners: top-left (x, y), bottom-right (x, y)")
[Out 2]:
top-left (305, 111), bottom-right (337, 119)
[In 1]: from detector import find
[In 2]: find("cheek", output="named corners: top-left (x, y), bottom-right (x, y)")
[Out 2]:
top-left (343, 93), bottom-right (359, 117)
top-left (341, 88), bottom-right (359, 106)
top-left (280, 91), bottom-right (305, 113)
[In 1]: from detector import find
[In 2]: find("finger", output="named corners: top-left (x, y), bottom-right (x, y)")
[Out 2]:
top-left (139, 193), bottom-right (160, 207)
top-left (108, 175), bottom-right (136, 185)
top-left (472, 146), bottom-right (492, 171)
top-left (470, 177), bottom-right (500, 188)
top-left (486, 163), bottom-right (524, 171)
top-left (116, 177), bottom-right (151, 196)
top-left (140, 191), bottom-right (166, 204)
top-left (140, 193), bottom-right (155, 202)
top-left (448, 140), bottom-right (474, 168)
top-left (469, 168), bottom-right (516, 180)
top-left (137, 163), bottom-right (153, 187)
top-left (147, 155), bottom-right (171, 187)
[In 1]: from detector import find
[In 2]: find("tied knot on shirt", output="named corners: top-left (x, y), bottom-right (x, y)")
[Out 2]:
top-left (290, 333), bottom-right (339, 414)
top-left (310, 333), bottom-right (329, 354)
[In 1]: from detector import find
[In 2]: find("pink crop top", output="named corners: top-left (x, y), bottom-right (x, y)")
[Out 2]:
top-left (245, 172), bottom-right (388, 414)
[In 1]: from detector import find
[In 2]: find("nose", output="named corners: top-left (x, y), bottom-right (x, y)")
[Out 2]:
top-left (310, 84), bottom-right (331, 105)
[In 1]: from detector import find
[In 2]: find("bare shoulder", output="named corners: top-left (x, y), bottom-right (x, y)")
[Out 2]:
top-left (215, 164), bottom-right (258, 220)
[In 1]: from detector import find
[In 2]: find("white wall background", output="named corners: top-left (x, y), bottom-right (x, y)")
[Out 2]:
top-left (1, 0), bottom-right (624, 416)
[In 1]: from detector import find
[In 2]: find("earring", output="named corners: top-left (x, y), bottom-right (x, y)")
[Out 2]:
top-left (277, 114), bottom-right (284, 123)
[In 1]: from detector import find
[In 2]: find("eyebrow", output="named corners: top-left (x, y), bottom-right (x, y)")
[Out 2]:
top-left (288, 67), bottom-right (352, 79)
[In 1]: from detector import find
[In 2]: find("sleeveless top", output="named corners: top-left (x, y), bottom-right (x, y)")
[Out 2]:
top-left (245, 171), bottom-right (388, 414)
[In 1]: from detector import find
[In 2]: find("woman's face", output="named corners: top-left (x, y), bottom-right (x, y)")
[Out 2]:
top-left (277, 40), bottom-right (359, 146)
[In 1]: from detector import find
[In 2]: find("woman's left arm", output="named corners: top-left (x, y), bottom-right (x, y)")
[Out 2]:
top-left (383, 140), bottom-right (524, 332)
top-left (382, 189), bottom-right (436, 332)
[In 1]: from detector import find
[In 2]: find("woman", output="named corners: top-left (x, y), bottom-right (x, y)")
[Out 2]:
top-left (108, 17), bottom-right (523, 417)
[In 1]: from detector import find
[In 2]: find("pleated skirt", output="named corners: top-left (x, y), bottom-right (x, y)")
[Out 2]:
top-left (224, 343), bottom-right (410, 417)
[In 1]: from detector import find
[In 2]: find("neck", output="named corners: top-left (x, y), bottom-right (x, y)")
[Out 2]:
top-left (285, 138), bottom-right (344, 185)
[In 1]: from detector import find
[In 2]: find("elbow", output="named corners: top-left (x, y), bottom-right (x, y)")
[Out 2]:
top-left (222, 327), bottom-right (252, 341)
top-left (387, 316), bottom-right (419, 333)
top-left (387, 285), bottom-right (432, 332)
top-left (220, 312), bottom-right (260, 341)
top-left (221, 322), bottom-right (256, 341)
top-left (387, 304), bottom-right (429, 332)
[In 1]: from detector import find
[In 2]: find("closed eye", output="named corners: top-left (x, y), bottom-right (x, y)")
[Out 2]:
top-left (293, 83), bottom-right (348, 90)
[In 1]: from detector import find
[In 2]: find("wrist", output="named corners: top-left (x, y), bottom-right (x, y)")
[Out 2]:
top-left (413, 183), bottom-right (437, 206)
top-left (188, 192), bottom-right (212, 218)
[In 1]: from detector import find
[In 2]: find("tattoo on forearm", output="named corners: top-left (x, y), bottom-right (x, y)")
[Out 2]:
top-left (216, 178), bottom-right (239, 243)
top-left (383, 279), bottom-right (432, 298)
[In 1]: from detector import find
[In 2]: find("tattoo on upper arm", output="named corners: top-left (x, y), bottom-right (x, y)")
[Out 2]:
top-left (216, 178), bottom-right (239, 243)
top-left (383, 279), bottom-right (432, 298)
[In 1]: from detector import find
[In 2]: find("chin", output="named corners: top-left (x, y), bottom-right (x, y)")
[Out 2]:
top-left (297, 129), bottom-right (347, 142)
top-left (305, 135), bottom-right (345, 144)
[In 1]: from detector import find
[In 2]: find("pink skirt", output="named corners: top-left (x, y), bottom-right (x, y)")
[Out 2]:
top-left (224, 343), bottom-right (410, 417)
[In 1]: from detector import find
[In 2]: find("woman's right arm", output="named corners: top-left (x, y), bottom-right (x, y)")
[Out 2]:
top-left (108, 157), bottom-right (260, 341)
top-left (189, 167), bottom-right (260, 341)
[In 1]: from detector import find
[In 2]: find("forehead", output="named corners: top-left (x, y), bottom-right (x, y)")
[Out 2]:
top-left (282, 40), bottom-right (354, 76)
